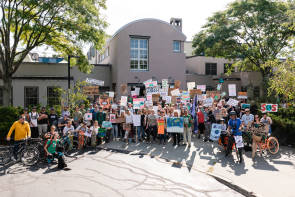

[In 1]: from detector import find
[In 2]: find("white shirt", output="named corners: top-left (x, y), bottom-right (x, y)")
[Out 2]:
top-left (63, 125), bottom-right (74, 136)
top-left (241, 114), bottom-right (254, 126)
top-left (125, 114), bottom-right (133, 124)
top-left (29, 112), bottom-right (39, 127)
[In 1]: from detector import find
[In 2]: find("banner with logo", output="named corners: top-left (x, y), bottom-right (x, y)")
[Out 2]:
top-left (133, 98), bottom-right (145, 109)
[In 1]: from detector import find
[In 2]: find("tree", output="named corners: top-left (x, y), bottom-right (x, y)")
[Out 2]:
top-left (192, 0), bottom-right (295, 96)
top-left (0, 0), bottom-right (107, 106)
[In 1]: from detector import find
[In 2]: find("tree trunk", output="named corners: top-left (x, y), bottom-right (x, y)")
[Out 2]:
top-left (2, 75), bottom-right (13, 106)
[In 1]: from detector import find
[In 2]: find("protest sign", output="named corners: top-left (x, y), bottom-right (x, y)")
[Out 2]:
top-left (110, 114), bottom-right (116, 123)
top-left (190, 89), bottom-right (202, 98)
top-left (108, 91), bottom-right (114, 98)
top-left (167, 117), bottom-right (184, 133)
top-left (210, 123), bottom-right (222, 141)
top-left (241, 103), bottom-right (250, 109)
top-left (144, 80), bottom-right (157, 88)
top-left (131, 91), bottom-right (136, 97)
top-left (146, 86), bottom-right (159, 95)
top-left (83, 86), bottom-right (99, 95)
top-left (152, 94), bottom-right (160, 103)
top-left (237, 92), bottom-right (248, 99)
top-left (146, 94), bottom-right (152, 101)
top-left (99, 96), bottom-right (110, 109)
top-left (153, 106), bottom-right (158, 113)
top-left (111, 104), bottom-right (117, 109)
top-left (174, 80), bottom-right (181, 88)
top-left (182, 91), bottom-right (190, 102)
top-left (234, 136), bottom-right (244, 148)
top-left (84, 113), bottom-right (92, 121)
top-left (227, 98), bottom-right (239, 106)
top-left (164, 96), bottom-right (171, 104)
top-left (102, 121), bottom-right (112, 129)
top-left (160, 88), bottom-right (168, 97)
top-left (203, 97), bottom-right (213, 107)
top-left (85, 78), bottom-right (104, 86)
top-left (120, 84), bottom-right (128, 95)
top-left (197, 94), bottom-right (206, 101)
top-left (135, 88), bottom-right (140, 95)
top-left (228, 84), bottom-right (237, 97)
top-left (133, 98), bottom-right (145, 109)
top-left (157, 119), bottom-right (165, 134)
top-left (145, 100), bottom-right (153, 106)
top-left (206, 91), bottom-right (220, 99)
top-left (187, 82), bottom-right (195, 91)
top-left (261, 104), bottom-right (278, 113)
top-left (162, 79), bottom-right (169, 89)
top-left (196, 85), bottom-right (206, 92)
top-left (120, 96), bottom-right (128, 106)
top-left (171, 89), bottom-right (180, 96)
top-left (132, 115), bottom-right (141, 126)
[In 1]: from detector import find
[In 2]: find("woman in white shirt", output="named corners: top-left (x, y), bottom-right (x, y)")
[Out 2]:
top-left (90, 120), bottom-right (100, 147)
top-left (124, 110), bottom-right (133, 143)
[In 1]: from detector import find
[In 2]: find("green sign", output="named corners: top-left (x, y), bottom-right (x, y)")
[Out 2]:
top-left (219, 78), bottom-right (224, 83)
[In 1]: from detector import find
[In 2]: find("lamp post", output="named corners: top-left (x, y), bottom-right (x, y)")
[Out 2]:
top-left (67, 55), bottom-right (80, 105)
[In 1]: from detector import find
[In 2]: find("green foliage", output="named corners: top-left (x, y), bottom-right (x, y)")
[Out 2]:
top-left (0, 107), bottom-right (21, 144)
top-left (192, 0), bottom-right (294, 74)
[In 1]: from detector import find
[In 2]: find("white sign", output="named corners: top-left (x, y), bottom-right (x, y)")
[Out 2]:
top-left (164, 96), bottom-right (171, 104)
top-left (120, 96), bottom-right (128, 106)
top-left (153, 106), bottom-right (158, 113)
top-left (162, 79), bottom-right (169, 89)
top-left (108, 91), bottom-right (114, 98)
top-left (171, 89), bottom-right (180, 96)
top-left (131, 91), bottom-right (136, 97)
top-left (228, 84), bottom-right (237, 97)
top-left (85, 78), bottom-right (104, 86)
top-left (261, 104), bottom-right (278, 113)
top-left (84, 113), bottom-right (92, 121)
top-left (227, 98), bottom-right (239, 106)
top-left (146, 86), bottom-right (159, 95)
top-left (132, 115), bottom-right (141, 127)
top-left (160, 89), bottom-right (168, 97)
top-left (144, 81), bottom-right (157, 88)
top-left (196, 85), bottom-right (206, 92)
top-left (135, 88), bottom-right (140, 95)
top-left (210, 123), bottom-right (222, 141)
top-left (146, 94), bottom-right (152, 101)
top-left (187, 82), bottom-right (196, 91)
top-left (203, 97), bottom-right (213, 107)
top-left (234, 136), bottom-right (244, 148)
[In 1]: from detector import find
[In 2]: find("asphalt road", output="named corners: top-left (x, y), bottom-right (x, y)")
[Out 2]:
top-left (0, 149), bottom-right (243, 197)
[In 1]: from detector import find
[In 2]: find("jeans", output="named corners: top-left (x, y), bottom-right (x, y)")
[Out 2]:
top-left (204, 122), bottom-right (211, 140)
top-left (13, 140), bottom-right (25, 160)
top-left (112, 124), bottom-right (118, 139)
top-left (183, 127), bottom-right (192, 144)
top-left (136, 126), bottom-right (144, 140)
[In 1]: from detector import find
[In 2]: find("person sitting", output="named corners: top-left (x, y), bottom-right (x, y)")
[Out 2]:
top-left (44, 133), bottom-right (67, 169)
top-left (219, 119), bottom-right (227, 147)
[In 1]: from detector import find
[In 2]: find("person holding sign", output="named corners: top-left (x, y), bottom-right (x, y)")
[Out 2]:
top-left (157, 110), bottom-right (166, 145)
top-left (227, 111), bottom-right (244, 163)
top-left (146, 110), bottom-right (158, 144)
top-left (183, 109), bottom-right (193, 147)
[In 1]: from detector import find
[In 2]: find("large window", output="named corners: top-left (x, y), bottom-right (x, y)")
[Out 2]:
top-left (224, 63), bottom-right (234, 73)
top-left (0, 87), bottom-right (3, 106)
top-left (130, 38), bottom-right (148, 71)
top-left (205, 63), bottom-right (217, 75)
top-left (173, 40), bottom-right (181, 52)
top-left (47, 87), bottom-right (61, 106)
top-left (24, 87), bottom-right (38, 107)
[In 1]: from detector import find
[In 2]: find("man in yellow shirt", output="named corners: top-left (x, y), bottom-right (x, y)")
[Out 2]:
top-left (7, 115), bottom-right (31, 160)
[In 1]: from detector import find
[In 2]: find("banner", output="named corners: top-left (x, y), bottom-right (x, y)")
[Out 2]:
top-left (120, 96), bottom-right (128, 106)
top-left (210, 123), bottom-right (222, 141)
top-left (102, 121), bottom-right (112, 129)
top-left (167, 117), bottom-right (184, 133)
top-left (133, 98), bottom-right (145, 109)
top-left (146, 86), bottom-right (159, 95)
top-left (144, 81), bottom-right (157, 88)
top-left (228, 84), bottom-right (237, 97)
top-left (227, 98), bottom-right (239, 106)
top-left (132, 115), bottom-right (141, 127)
top-left (171, 89), bottom-right (180, 96)
top-left (261, 104), bottom-right (278, 113)
top-left (187, 82), bottom-right (196, 91)
top-left (157, 119), bottom-right (165, 134)
top-left (196, 85), bottom-right (206, 92)
top-left (241, 103), bottom-right (250, 109)
top-left (237, 92), bottom-right (247, 99)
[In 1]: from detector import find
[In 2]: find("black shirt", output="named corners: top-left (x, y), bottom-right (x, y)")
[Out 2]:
top-left (49, 113), bottom-right (59, 126)
top-left (38, 112), bottom-right (49, 125)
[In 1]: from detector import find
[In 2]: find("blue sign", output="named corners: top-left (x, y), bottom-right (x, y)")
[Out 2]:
top-left (102, 121), bottom-right (112, 128)
top-left (210, 123), bottom-right (222, 141)
top-left (167, 117), bottom-right (184, 133)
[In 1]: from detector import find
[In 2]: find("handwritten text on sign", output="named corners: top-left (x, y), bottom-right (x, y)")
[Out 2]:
top-left (261, 104), bottom-right (278, 113)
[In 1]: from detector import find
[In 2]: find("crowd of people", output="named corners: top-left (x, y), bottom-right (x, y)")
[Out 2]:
top-left (6, 96), bottom-right (274, 167)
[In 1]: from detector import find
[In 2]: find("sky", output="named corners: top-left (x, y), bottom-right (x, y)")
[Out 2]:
top-left (102, 0), bottom-right (234, 41)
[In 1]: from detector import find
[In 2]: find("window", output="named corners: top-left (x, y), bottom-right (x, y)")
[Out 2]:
top-left (253, 86), bottom-right (260, 98)
top-left (130, 38), bottom-right (148, 71)
top-left (205, 63), bottom-right (217, 75)
top-left (24, 87), bottom-right (38, 107)
top-left (173, 41), bottom-right (181, 52)
top-left (224, 63), bottom-right (234, 73)
top-left (47, 87), bottom-right (61, 106)
top-left (0, 87), bottom-right (3, 106)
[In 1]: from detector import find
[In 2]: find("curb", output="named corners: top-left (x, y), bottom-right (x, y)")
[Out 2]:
top-left (96, 146), bottom-right (258, 197)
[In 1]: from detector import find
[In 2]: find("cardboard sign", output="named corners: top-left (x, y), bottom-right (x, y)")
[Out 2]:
top-left (174, 80), bottom-right (181, 88)
top-left (261, 104), bottom-right (278, 113)
top-left (228, 84), bottom-right (237, 97)
top-left (152, 94), bottom-right (160, 103)
top-left (83, 86), bottom-right (99, 95)
top-left (133, 98), bottom-right (145, 109)
top-left (132, 115), bottom-right (141, 127)
top-left (167, 117), bottom-right (184, 133)
top-left (227, 98), bottom-right (239, 106)
top-left (146, 86), bottom-right (159, 95)
top-left (157, 119), bottom-right (165, 134)
top-left (102, 121), bottom-right (112, 128)
top-left (171, 89), bottom-right (180, 96)
top-left (187, 82), bottom-right (196, 91)
top-left (120, 84), bottom-right (128, 95)
top-left (196, 85), bottom-right (206, 92)
top-left (206, 91), bottom-right (220, 99)
top-left (210, 123), bottom-right (222, 141)
top-left (162, 79), bottom-right (169, 89)
top-left (120, 96), bottom-right (128, 106)
top-left (190, 89), bottom-right (202, 98)
top-left (241, 103), bottom-right (250, 109)
top-left (84, 113), bottom-right (92, 121)
top-left (108, 91), bottom-right (114, 98)
top-left (237, 92), bottom-right (248, 99)
top-left (110, 114), bottom-right (116, 123)
top-left (99, 97), bottom-right (110, 109)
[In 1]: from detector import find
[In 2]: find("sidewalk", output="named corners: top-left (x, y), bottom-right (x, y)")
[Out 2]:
top-left (98, 137), bottom-right (295, 197)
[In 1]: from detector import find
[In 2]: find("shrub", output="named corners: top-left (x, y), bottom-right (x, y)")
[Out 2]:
top-left (0, 107), bottom-right (21, 144)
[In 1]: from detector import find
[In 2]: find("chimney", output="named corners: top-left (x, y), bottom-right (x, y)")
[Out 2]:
top-left (170, 18), bottom-right (182, 32)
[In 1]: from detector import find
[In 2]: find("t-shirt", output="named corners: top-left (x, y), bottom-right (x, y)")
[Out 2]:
top-left (125, 114), bottom-right (133, 124)
top-left (63, 125), bottom-right (74, 136)
top-left (46, 139), bottom-right (59, 154)
top-left (38, 112), bottom-right (49, 125)
top-left (73, 111), bottom-right (83, 122)
top-left (197, 111), bottom-right (204, 123)
top-left (62, 110), bottom-right (70, 117)
top-left (183, 115), bottom-right (192, 127)
top-left (241, 114), bottom-right (254, 126)
top-left (90, 126), bottom-right (99, 135)
top-left (148, 114), bottom-right (157, 126)
top-left (228, 118), bottom-right (242, 136)
top-left (29, 112), bottom-right (39, 127)
top-left (49, 113), bottom-right (59, 126)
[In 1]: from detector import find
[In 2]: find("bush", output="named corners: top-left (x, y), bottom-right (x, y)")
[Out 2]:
top-left (0, 107), bottom-right (21, 144)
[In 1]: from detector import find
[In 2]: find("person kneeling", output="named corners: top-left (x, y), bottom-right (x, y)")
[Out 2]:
top-left (44, 133), bottom-right (67, 169)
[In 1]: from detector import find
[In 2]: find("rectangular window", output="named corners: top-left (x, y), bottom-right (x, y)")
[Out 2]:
top-left (224, 63), bottom-right (234, 73)
top-left (0, 87), bottom-right (3, 106)
top-left (24, 87), bottom-right (39, 107)
top-left (47, 87), bottom-right (61, 106)
top-left (205, 63), bottom-right (217, 75)
top-left (130, 38), bottom-right (148, 71)
top-left (173, 40), bottom-right (181, 52)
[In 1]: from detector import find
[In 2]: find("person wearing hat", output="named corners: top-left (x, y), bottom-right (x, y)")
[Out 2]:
top-left (7, 115), bottom-right (31, 160)
top-left (38, 107), bottom-right (49, 136)
top-left (29, 106), bottom-right (39, 138)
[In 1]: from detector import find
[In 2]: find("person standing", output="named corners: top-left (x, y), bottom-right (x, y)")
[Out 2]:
top-left (38, 107), bottom-right (49, 136)
top-left (61, 106), bottom-right (70, 118)
top-left (183, 109), bottom-right (193, 147)
top-left (172, 111), bottom-right (181, 146)
top-left (157, 110), bottom-right (166, 145)
top-left (197, 107), bottom-right (205, 139)
top-left (260, 113), bottom-right (272, 135)
top-left (49, 108), bottom-right (59, 128)
top-left (146, 110), bottom-right (158, 144)
top-left (29, 106), bottom-right (39, 138)
top-left (241, 108), bottom-right (254, 131)
top-left (72, 106), bottom-right (83, 128)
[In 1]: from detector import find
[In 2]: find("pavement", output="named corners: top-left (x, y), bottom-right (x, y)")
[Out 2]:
top-left (0, 149), bottom-right (243, 197)
top-left (97, 137), bottom-right (295, 197)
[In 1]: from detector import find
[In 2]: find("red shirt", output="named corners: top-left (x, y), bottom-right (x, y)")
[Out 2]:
top-left (197, 111), bottom-right (204, 123)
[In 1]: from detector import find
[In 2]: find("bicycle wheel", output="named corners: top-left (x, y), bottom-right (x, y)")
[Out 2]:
top-left (0, 150), bottom-right (11, 165)
top-left (21, 146), bottom-right (40, 166)
top-left (267, 137), bottom-right (279, 154)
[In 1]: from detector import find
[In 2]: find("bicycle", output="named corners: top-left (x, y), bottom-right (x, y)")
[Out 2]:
top-left (0, 138), bottom-right (41, 166)
top-left (218, 134), bottom-right (241, 163)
